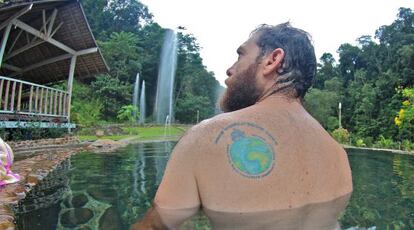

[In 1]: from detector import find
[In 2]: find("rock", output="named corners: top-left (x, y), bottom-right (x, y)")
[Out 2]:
top-left (87, 187), bottom-right (117, 205)
top-left (70, 182), bottom-right (87, 191)
top-left (99, 207), bottom-right (123, 230)
top-left (72, 194), bottom-right (88, 208)
top-left (95, 130), bottom-right (105, 137)
top-left (86, 139), bottom-right (125, 153)
top-left (61, 208), bottom-right (94, 228)
top-left (64, 194), bottom-right (88, 208)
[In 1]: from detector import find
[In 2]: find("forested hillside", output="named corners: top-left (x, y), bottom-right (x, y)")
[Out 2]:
top-left (74, 1), bottom-right (413, 148)
top-left (304, 7), bottom-right (414, 147)
top-left (72, 0), bottom-right (222, 125)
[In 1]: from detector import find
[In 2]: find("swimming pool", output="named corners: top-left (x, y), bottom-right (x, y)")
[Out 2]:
top-left (14, 142), bottom-right (414, 229)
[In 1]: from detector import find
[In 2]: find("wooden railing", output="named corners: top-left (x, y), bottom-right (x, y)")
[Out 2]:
top-left (0, 76), bottom-right (69, 119)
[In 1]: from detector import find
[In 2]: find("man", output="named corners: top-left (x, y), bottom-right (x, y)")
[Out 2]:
top-left (132, 22), bottom-right (353, 229)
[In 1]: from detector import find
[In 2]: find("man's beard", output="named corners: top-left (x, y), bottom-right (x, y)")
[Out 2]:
top-left (220, 63), bottom-right (262, 112)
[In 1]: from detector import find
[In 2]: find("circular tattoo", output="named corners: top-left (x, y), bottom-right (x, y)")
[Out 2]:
top-left (215, 122), bottom-right (277, 178)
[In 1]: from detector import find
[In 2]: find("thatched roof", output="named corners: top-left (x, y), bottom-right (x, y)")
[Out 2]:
top-left (0, 0), bottom-right (108, 85)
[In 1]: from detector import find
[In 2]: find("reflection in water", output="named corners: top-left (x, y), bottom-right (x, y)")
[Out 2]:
top-left (14, 143), bottom-right (414, 229)
top-left (340, 149), bottom-right (414, 229)
top-left (15, 160), bottom-right (71, 230)
top-left (152, 193), bottom-right (350, 230)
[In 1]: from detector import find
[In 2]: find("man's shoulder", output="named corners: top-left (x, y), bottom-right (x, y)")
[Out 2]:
top-left (190, 112), bottom-right (233, 132)
top-left (178, 112), bottom-right (236, 146)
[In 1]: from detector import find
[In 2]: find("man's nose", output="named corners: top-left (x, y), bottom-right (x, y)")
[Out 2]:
top-left (226, 67), bottom-right (233, 77)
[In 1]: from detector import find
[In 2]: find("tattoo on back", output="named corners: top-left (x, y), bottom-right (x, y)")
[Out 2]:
top-left (215, 122), bottom-right (277, 179)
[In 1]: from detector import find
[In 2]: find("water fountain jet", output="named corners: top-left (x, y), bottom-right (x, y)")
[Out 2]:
top-left (154, 29), bottom-right (178, 124)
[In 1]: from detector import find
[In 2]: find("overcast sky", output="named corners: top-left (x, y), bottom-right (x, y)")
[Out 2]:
top-left (140, 0), bottom-right (413, 86)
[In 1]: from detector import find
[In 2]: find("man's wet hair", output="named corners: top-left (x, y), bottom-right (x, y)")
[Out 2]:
top-left (251, 22), bottom-right (317, 98)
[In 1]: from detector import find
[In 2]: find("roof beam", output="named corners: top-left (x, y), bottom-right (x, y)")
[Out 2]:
top-left (12, 19), bottom-right (76, 55)
top-left (5, 40), bottom-right (45, 61)
top-left (9, 53), bottom-right (72, 78)
top-left (0, 4), bottom-right (33, 31)
top-left (6, 46), bottom-right (98, 77)
top-left (2, 63), bottom-right (22, 72)
top-left (47, 9), bottom-right (58, 37)
top-left (5, 8), bottom-right (62, 60)
top-left (76, 47), bottom-right (98, 56)
top-left (0, 24), bottom-right (12, 67)
top-left (6, 29), bottom-right (23, 55)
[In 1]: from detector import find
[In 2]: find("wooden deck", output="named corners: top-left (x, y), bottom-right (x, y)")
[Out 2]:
top-left (0, 75), bottom-right (74, 128)
top-left (0, 1), bottom-right (109, 129)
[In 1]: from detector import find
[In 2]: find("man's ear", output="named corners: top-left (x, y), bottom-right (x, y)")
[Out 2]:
top-left (262, 48), bottom-right (285, 76)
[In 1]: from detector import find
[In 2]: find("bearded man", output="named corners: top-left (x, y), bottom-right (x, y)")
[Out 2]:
top-left (132, 22), bottom-right (353, 230)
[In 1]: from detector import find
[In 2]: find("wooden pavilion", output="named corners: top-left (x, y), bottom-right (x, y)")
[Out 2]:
top-left (0, 0), bottom-right (108, 129)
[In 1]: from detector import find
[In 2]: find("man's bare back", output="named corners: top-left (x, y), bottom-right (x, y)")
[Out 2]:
top-left (133, 22), bottom-right (353, 229)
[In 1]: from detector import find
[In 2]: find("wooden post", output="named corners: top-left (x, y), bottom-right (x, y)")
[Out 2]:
top-left (54, 89), bottom-right (58, 115)
top-left (34, 86), bottom-right (39, 113)
top-left (17, 82), bottom-right (22, 111)
top-left (44, 88), bottom-right (49, 114)
top-left (29, 85), bottom-right (33, 113)
top-left (10, 81), bottom-right (16, 111)
top-left (63, 93), bottom-right (67, 116)
top-left (58, 91), bottom-right (62, 115)
top-left (0, 79), bottom-right (4, 109)
top-left (0, 24), bottom-right (12, 68)
top-left (50, 90), bottom-right (54, 115)
top-left (4, 80), bottom-right (10, 111)
top-left (39, 88), bottom-right (44, 114)
top-left (67, 55), bottom-right (76, 126)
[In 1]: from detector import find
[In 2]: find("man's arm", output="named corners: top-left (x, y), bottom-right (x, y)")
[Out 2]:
top-left (130, 206), bottom-right (166, 230)
top-left (131, 130), bottom-right (201, 229)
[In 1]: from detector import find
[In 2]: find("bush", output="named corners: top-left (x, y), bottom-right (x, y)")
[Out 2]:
top-left (70, 80), bottom-right (104, 127)
top-left (373, 135), bottom-right (397, 149)
top-left (401, 139), bottom-right (414, 151)
top-left (117, 105), bottom-right (138, 123)
top-left (71, 99), bottom-right (103, 127)
top-left (363, 137), bottom-right (374, 147)
top-left (1, 128), bottom-right (67, 141)
top-left (331, 128), bottom-right (350, 144)
top-left (356, 138), bottom-right (366, 147)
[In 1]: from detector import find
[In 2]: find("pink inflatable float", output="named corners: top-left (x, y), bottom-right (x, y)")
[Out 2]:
top-left (0, 138), bottom-right (20, 186)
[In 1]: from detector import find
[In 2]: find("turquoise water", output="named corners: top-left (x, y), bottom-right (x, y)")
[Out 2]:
top-left (15, 143), bottom-right (414, 229)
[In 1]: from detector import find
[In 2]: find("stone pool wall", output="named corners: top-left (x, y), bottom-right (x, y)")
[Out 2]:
top-left (0, 146), bottom-right (83, 230)
top-left (0, 136), bottom-right (143, 230)
top-left (344, 145), bottom-right (414, 156)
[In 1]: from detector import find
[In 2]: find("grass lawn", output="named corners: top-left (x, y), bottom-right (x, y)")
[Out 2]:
top-left (77, 125), bottom-right (189, 141)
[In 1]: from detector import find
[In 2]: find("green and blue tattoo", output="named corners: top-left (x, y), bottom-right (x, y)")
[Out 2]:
top-left (215, 122), bottom-right (277, 178)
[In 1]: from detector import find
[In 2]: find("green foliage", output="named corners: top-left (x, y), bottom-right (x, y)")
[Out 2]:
top-left (71, 81), bottom-right (103, 127)
top-left (308, 8), bottom-right (414, 143)
top-left (72, 100), bottom-right (103, 127)
top-left (401, 139), bottom-right (414, 151)
top-left (331, 128), bottom-right (350, 144)
top-left (373, 135), bottom-right (397, 149)
top-left (174, 32), bottom-right (221, 123)
top-left (98, 32), bottom-right (142, 82)
top-left (175, 93), bottom-right (212, 123)
top-left (1, 125), bottom-right (67, 141)
top-left (304, 88), bottom-right (340, 131)
top-left (363, 137), bottom-right (374, 147)
top-left (356, 139), bottom-right (366, 147)
top-left (82, 0), bottom-right (153, 40)
top-left (81, 0), bottom-right (220, 124)
top-left (117, 105), bottom-right (138, 123)
top-left (91, 75), bottom-right (132, 120)
top-left (395, 88), bottom-right (414, 141)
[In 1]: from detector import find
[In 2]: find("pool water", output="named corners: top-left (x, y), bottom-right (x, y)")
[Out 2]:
top-left (15, 142), bottom-right (414, 229)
